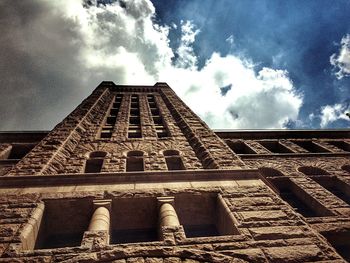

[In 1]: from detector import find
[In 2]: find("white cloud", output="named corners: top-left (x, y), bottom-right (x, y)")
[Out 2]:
top-left (0, 0), bottom-right (303, 130)
top-left (330, 34), bottom-right (350, 79)
top-left (319, 103), bottom-right (350, 128)
top-left (162, 53), bottom-right (302, 128)
top-left (174, 20), bottom-right (200, 69)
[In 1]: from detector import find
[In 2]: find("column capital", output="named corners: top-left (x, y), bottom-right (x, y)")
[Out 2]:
top-left (93, 199), bottom-right (112, 212)
top-left (157, 196), bottom-right (175, 208)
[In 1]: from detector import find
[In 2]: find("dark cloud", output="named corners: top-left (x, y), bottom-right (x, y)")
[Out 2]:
top-left (220, 84), bottom-right (232, 96)
top-left (151, 0), bottom-right (350, 128)
top-left (0, 0), bottom-right (95, 130)
top-left (1, 0), bottom-right (345, 130)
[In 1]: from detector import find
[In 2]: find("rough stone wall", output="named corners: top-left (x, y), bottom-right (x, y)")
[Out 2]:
top-left (6, 85), bottom-right (111, 176)
top-left (0, 184), bottom-right (344, 262)
top-left (159, 84), bottom-right (245, 170)
top-left (221, 137), bottom-right (350, 261)
top-left (62, 91), bottom-right (203, 173)
top-left (1, 82), bottom-right (349, 262)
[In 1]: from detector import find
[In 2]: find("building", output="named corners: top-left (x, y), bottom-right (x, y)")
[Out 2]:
top-left (0, 81), bottom-right (349, 262)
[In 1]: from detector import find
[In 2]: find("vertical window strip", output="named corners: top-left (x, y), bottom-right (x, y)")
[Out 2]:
top-left (99, 94), bottom-right (123, 139)
top-left (128, 95), bottom-right (142, 138)
top-left (147, 94), bottom-right (169, 138)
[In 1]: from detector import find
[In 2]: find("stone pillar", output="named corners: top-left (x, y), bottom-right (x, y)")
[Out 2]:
top-left (88, 206), bottom-right (110, 232)
top-left (157, 197), bottom-right (185, 244)
top-left (20, 203), bottom-right (45, 250)
top-left (82, 199), bottom-right (111, 248)
top-left (159, 202), bottom-right (180, 227)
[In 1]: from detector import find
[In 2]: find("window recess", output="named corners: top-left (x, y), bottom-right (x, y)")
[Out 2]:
top-left (99, 95), bottom-right (123, 139)
top-left (147, 94), bottom-right (169, 138)
top-left (128, 95), bottom-right (142, 138)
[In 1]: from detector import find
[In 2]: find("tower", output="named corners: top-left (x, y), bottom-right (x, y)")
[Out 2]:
top-left (0, 82), bottom-right (349, 262)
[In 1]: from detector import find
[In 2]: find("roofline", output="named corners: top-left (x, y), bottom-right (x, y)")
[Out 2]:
top-left (214, 129), bottom-right (350, 139)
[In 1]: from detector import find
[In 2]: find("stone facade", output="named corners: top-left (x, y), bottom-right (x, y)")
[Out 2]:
top-left (0, 82), bottom-right (349, 262)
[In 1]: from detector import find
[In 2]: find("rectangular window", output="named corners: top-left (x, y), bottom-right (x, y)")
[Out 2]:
top-left (147, 94), bottom-right (169, 138)
top-left (3, 143), bottom-right (37, 160)
top-left (291, 140), bottom-right (330, 153)
top-left (326, 141), bottom-right (350, 152)
top-left (35, 199), bottom-right (91, 249)
top-left (174, 193), bottom-right (239, 238)
top-left (111, 197), bottom-right (158, 244)
top-left (128, 95), bottom-right (142, 139)
top-left (311, 176), bottom-right (350, 205)
top-left (259, 140), bottom-right (294, 153)
top-left (322, 230), bottom-right (350, 262)
top-left (226, 141), bottom-right (256, 154)
top-left (267, 177), bottom-right (333, 217)
top-left (99, 95), bottom-right (123, 139)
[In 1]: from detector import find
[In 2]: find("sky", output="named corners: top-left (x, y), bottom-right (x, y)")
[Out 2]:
top-left (0, 0), bottom-right (349, 131)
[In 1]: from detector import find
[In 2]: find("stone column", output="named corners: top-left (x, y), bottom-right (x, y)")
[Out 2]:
top-left (88, 206), bottom-right (110, 232)
top-left (157, 197), bottom-right (185, 244)
top-left (159, 202), bottom-right (180, 227)
top-left (82, 199), bottom-right (111, 248)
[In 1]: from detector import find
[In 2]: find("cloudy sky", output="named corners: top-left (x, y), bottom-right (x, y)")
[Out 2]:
top-left (0, 0), bottom-right (349, 131)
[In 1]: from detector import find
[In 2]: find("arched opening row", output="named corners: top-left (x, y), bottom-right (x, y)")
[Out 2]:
top-left (259, 166), bottom-right (350, 218)
top-left (84, 150), bottom-right (185, 173)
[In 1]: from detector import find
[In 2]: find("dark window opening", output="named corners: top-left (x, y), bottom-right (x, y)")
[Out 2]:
top-left (153, 116), bottom-right (163, 125)
top-left (84, 151), bottom-right (106, 173)
top-left (291, 140), bottom-right (330, 153)
top-left (226, 141), bottom-right (256, 154)
top-left (164, 150), bottom-right (185, 170)
top-left (267, 178), bottom-right (332, 217)
top-left (100, 131), bottom-right (112, 138)
top-left (7, 143), bottom-right (36, 159)
top-left (129, 117), bottom-right (141, 125)
top-left (35, 199), bottom-right (91, 249)
top-left (113, 102), bottom-right (121, 108)
top-left (259, 167), bottom-right (285, 177)
top-left (106, 116), bottom-right (117, 125)
top-left (128, 126), bottom-right (142, 138)
top-left (110, 108), bottom-right (119, 116)
top-left (322, 231), bottom-right (350, 261)
top-left (342, 165), bottom-right (350, 174)
top-left (298, 166), bottom-right (330, 176)
top-left (126, 151), bottom-right (144, 171)
top-left (165, 157), bottom-right (185, 170)
top-left (148, 102), bottom-right (157, 108)
top-left (175, 194), bottom-right (239, 238)
top-left (128, 95), bottom-right (142, 139)
top-left (128, 131), bottom-right (142, 139)
top-left (326, 141), bottom-right (350, 152)
top-left (111, 197), bottom-right (158, 244)
top-left (147, 94), bottom-right (169, 138)
top-left (184, 225), bottom-right (219, 238)
top-left (259, 141), bottom-right (293, 153)
top-left (311, 177), bottom-right (350, 205)
top-left (130, 109), bottom-right (140, 116)
top-left (99, 94), bottom-right (123, 139)
top-left (85, 159), bottom-right (104, 173)
top-left (151, 108), bottom-right (159, 115)
top-left (157, 131), bottom-right (168, 138)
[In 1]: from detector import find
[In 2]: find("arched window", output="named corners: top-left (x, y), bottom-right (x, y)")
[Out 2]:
top-left (259, 167), bottom-right (284, 177)
top-left (341, 165), bottom-right (350, 174)
top-left (164, 150), bottom-right (185, 171)
top-left (298, 166), bottom-right (329, 176)
top-left (84, 151), bottom-right (107, 173)
top-left (126, 151), bottom-right (144, 171)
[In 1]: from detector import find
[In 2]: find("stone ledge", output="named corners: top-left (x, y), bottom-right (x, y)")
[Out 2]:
top-left (0, 169), bottom-right (260, 189)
